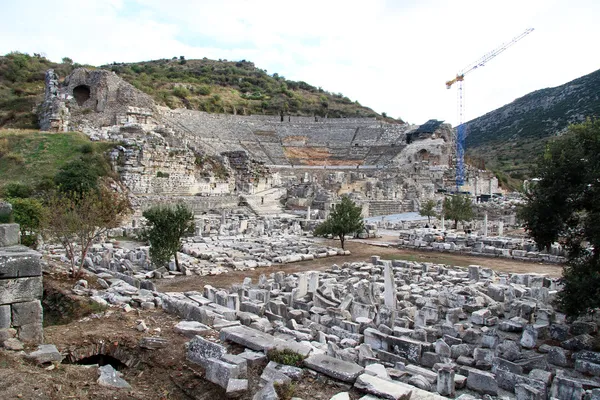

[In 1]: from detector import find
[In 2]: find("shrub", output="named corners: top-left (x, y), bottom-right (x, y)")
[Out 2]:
top-left (156, 171), bottom-right (170, 178)
top-left (266, 348), bottom-right (305, 367)
top-left (197, 85), bottom-right (211, 95)
top-left (2, 182), bottom-right (33, 198)
top-left (172, 86), bottom-right (190, 99)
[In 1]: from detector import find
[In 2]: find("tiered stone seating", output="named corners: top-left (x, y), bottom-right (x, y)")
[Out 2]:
top-left (162, 110), bottom-right (418, 166)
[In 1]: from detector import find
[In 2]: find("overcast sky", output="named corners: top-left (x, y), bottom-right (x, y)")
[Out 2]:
top-left (1, 0), bottom-right (598, 126)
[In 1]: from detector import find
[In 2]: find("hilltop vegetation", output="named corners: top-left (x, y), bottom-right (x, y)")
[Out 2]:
top-left (465, 68), bottom-right (600, 179)
top-left (0, 53), bottom-right (84, 129)
top-left (104, 57), bottom-right (384, 118)
top-left (0, 52), bottom-right (389, 131)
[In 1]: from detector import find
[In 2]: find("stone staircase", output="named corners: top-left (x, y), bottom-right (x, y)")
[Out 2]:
top-left (244, 188), bottom-right (289, 217)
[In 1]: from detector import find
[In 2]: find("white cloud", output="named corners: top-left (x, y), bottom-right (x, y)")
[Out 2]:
top-left (1, 0), bottom-right (599, 126)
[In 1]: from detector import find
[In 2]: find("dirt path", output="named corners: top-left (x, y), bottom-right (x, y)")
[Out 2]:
top-left (157, 237), bottom-right (563, 293)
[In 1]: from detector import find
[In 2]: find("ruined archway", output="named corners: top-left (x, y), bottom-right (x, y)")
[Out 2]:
top-left (417, 149), bottom-right (430, 161)
top-left (64, 341), bottom-right (141, 369)
top-left (73, 85), bottom-right (91, 106)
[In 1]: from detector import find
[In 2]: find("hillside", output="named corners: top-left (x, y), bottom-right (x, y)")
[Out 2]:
top-left (0, 129), bottom-right (113, 190)
top-left (0, 52), bottom-right (389, 130)
top-left (465, 68), bottom-right (600, 179)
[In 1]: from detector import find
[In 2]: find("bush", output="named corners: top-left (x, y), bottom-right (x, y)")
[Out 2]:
top-left (54, 159), bottom-right (100, 195)
top-left (197, 85), bottom-right (211, 95)
top-left (80, 143), bottom-right (94, 154)
top-left (2, 182), bottom-right (33, 198)
top-left (156, 171), bottom-right (170, 178)
top-left (266, 349), bottom-right (305, 367)
top-left (172, 86), bottom-right (190, 99)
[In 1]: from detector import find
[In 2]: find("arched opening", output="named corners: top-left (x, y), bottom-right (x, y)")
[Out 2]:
top-left (73, 85), bottom-right (91, 106)
top-left (70, 354), bottom-right (128, 370)
top-left (417, 149), bottom-right (430, 161)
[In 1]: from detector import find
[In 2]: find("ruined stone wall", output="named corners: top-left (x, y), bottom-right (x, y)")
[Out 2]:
top-left (0, 223), bottom-right (44, 344)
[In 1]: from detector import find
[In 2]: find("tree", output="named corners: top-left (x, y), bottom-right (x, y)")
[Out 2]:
top-left (141, 204), bottom-right (195, 270)
top-left (314, 196), bottom-right (364, 249)
top-left (44, 188), bottom-right (129, 278)
top-left (419, 199), bottom-right (437, 225)
top-left (54, 159), bottom-right (100, 195)
top-left (519, 119), bottom-right (600, 317)
top-left (443, 194), bottom-right (474, 229)
top-left (9, 197), bottom-right (45, 247)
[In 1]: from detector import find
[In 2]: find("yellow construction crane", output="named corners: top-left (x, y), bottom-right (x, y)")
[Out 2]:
top-left (447, 28), bottom-right (534, 189)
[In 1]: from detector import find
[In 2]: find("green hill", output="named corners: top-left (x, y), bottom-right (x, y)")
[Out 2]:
top-left (465, 68), bottom-right (600, 179)
top-left (0, 52), bottom-right (391, 130)
top-left (0, 129), bottom-right (113, 191)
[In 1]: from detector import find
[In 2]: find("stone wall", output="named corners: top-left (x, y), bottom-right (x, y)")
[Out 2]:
top-left (0, 223), bottom-right (44, 344)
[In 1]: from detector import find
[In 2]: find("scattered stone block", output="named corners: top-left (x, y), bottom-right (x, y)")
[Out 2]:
top-left (304, 354), bottom-right (364, 383)
top-left (354, 373), bottom-right (412, 400)
top-left (186, 335), bottom-right (226, 368)
top-left (25, 344), bottom-right (63, 364)
top-left (466, 369), bottom-right (498, 395)
top-left (97, 364), bottom-right (131, 389)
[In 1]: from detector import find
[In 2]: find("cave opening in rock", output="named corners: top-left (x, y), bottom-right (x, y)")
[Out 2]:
top-left (70, 354), bottom-right (127, 370)
top-left (73, 85), bottom-right (91, 106)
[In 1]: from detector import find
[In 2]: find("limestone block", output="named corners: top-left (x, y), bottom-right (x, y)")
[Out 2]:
top-left (25, 344), bottom-right (63, 364)
top-left (550, 376), bottom-right (584, 400)
top-left (0, 247), bottom-right (42, 278)
top-left (466, 369), bottom-right (498, 395)
top-left (304, 354), bottom-right (364, 383)
top-left (97, 364), bottom-right (131, 389)
top-left (354, 374), bottom-right (412, 400)
top-left (186, 335), bottom-right (227, 368)
top-left (437, 364), bottom-right (455, 397)
top-left (18, 322), bottom-right (43, 343)
top-left (0, 224), bottom-right (19, 247)
top-left (0, 304), bottom-right (11, 328)
top-left (205, 357), bottom-right (240, 389)
top-left (0, 328), bottom-right (16, 341)
top-left (11, 300), bottom-right (43, 326)
top-left (226, 378), bottom-right (248, 398)
top-left (173, 321), bottom-right (211, 337)
top-left (0, 276), bottom-right (43, 305)
top-left (222, 353), bottom-right (248, 378)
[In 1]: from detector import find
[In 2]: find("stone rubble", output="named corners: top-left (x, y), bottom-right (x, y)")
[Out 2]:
top-left (397, 228), bottom-right (565, 264)
top-left (148, 257), bottom-right (600, 399)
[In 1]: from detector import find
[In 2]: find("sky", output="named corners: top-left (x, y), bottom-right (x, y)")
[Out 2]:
top-left (1, 0), bottom-right (599, 126)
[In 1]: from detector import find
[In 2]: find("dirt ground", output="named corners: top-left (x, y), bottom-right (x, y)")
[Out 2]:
top-left (157, 237), bottom-right (563, 293)
top-left (0, 270), bottom-right (361, 400)
top-left (0, 239), bottom-right (563, 399)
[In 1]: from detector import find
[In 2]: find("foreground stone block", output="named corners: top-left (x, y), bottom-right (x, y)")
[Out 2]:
top-left (221, 324), bottom-right (311, 356)
top-left (25, 344), bottom-right (63, 364)
top-left (0, 247), bottom-right (42, 278)
top-left (97, 364), bottom-right (131, 389)
top-left (304, 354), bottom-right (364, 383)
top-left (0, 276), bottom-right (43, 305)
top-left (220, 325), bottom-right (276, 351)
top-left (11, 300), bottom-right (43, 326)
top-left (0, 224), bottom-right (19, 247)
top-left (550, 376), bottom-right (584, 400)
top-left (186, 335), bottom-right (226, 367)
top-left (515, 383), bottom-right (543, 400)
top-left (226, 378), bottom-right (248, 398)
top-left (174, 320), bottom-right (211, 337)
top-left (205, 357), bottom-right (240, 389)
top-left (354, 374), bottom-right (412, 400)
top-left (466, 369), bottom-right (498, 395)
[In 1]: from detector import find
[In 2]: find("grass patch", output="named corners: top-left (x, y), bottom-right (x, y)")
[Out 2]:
top-left (274, 382), bottom-right (296, 400)
top-left (0, 129), bottom-right (117, 188)
top-left (267, 348), bottom-right (306, 367)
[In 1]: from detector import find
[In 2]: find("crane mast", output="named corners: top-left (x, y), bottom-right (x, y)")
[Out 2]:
top-left (447, 28), bottom-right (534, 190)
